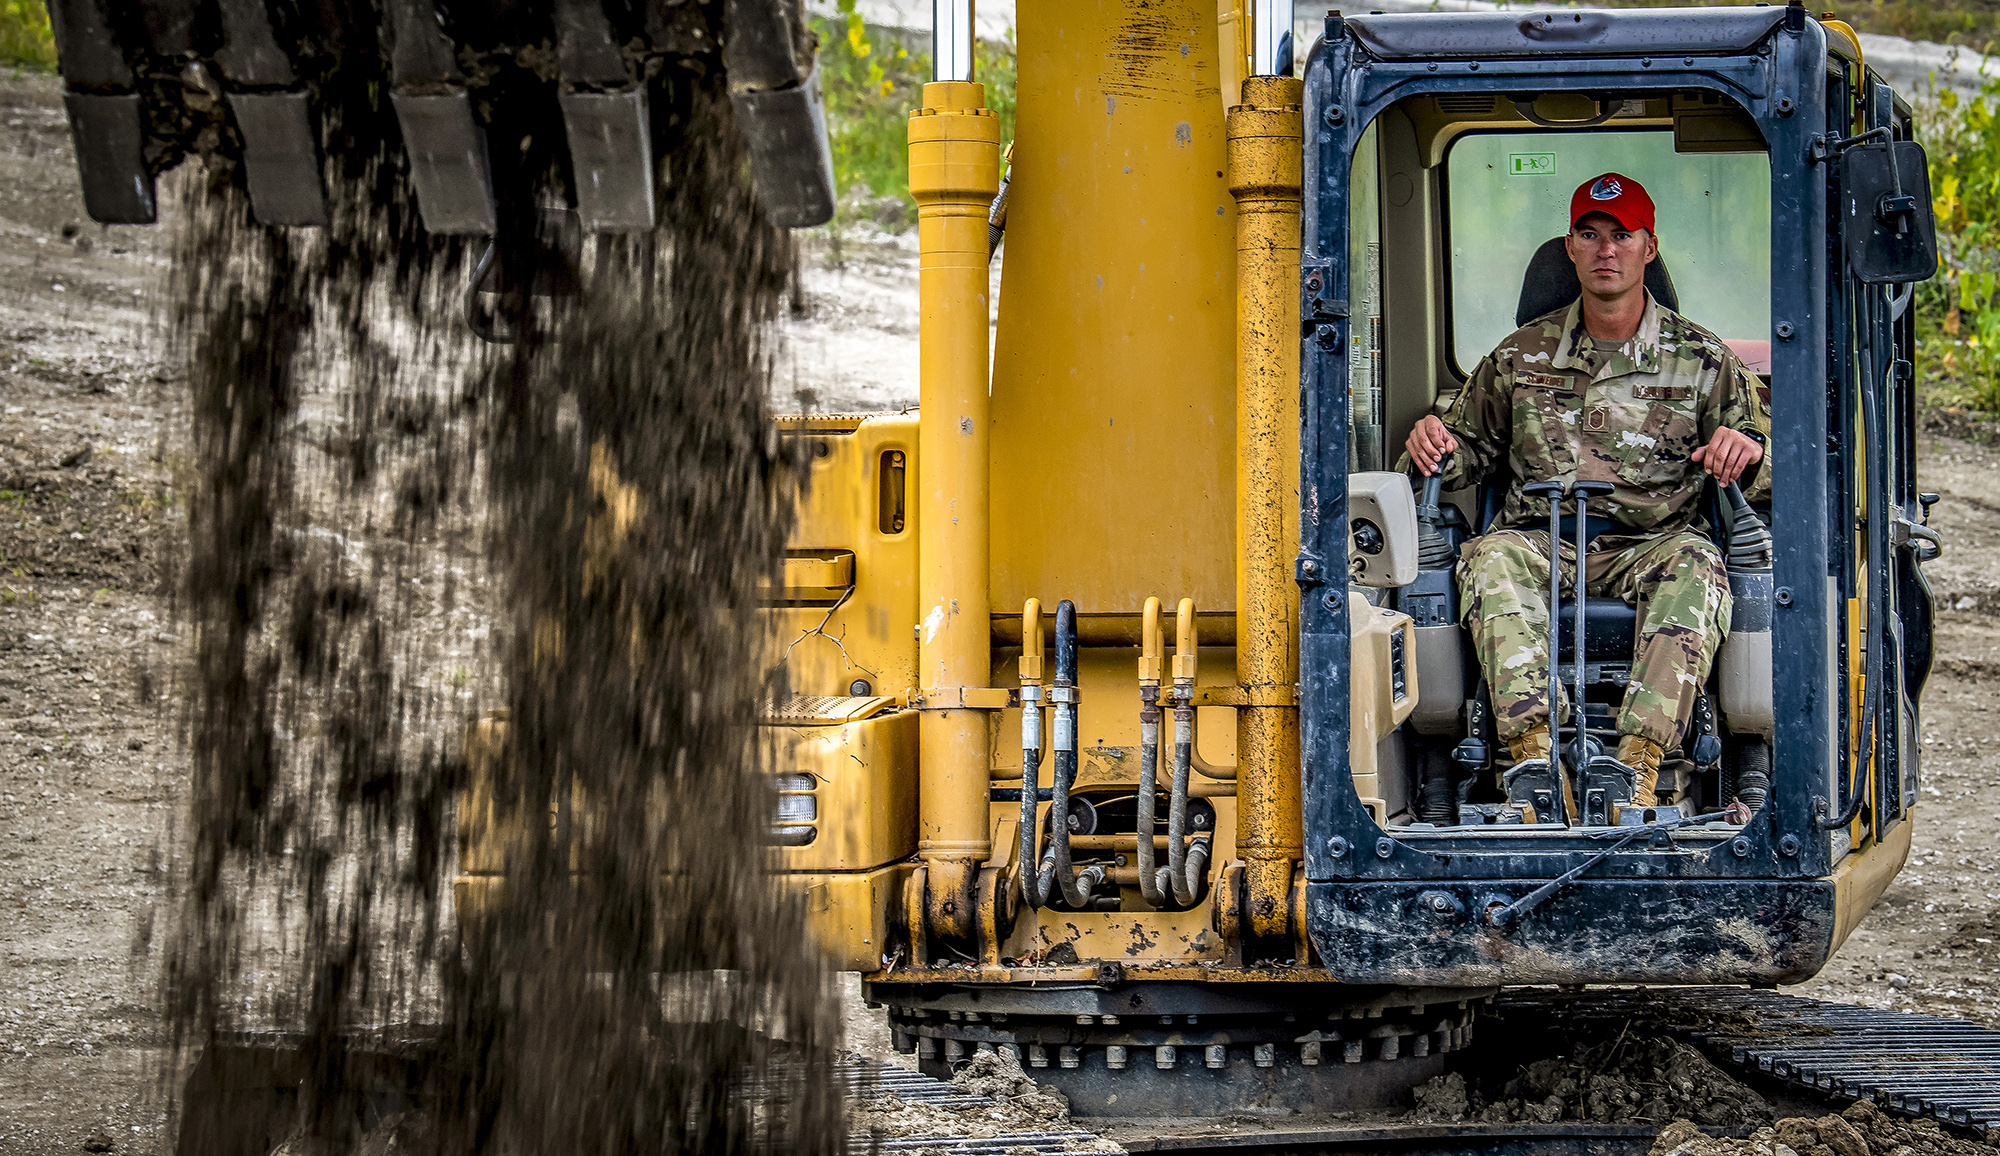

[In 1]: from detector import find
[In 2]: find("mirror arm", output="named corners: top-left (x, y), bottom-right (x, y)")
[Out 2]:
top-left (1810, 124), bottom-right (1893, 165)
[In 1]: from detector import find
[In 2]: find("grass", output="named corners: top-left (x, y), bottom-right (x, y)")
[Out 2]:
top-left (0, 0), bottom-right (55, 70)
top-left (1915, 77), bottom-right (2000, 413)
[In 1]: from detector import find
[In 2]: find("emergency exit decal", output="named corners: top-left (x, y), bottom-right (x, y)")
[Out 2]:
top-left (1510, 153), bottom-right (1557, 176)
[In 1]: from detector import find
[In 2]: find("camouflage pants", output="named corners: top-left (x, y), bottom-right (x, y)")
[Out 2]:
top-left (1457, 529), bottom-right (1731, 748)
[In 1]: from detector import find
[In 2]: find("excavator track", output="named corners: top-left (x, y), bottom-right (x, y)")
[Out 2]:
top-left (1501, 988), bottom-right (2000, 1131)
top-left (178, 988), bottom-right (2000, 1155)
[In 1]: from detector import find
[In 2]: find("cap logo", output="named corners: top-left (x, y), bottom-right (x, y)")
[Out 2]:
top-left (1588, 176), bottom-right (1623, 201)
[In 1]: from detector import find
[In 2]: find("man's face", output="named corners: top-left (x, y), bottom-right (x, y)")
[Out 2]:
top-left (1564, 212), bottom-right (1658, 302)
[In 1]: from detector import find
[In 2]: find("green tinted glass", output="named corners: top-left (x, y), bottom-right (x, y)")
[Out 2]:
top-left (1445, 130), bottom-right (1770, 370)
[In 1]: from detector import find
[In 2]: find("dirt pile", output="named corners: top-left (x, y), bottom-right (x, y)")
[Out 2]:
top-left (847, 1051), bottom-right (1117, 1152)
top-left (157, 13), bottom-right (839, 1155)
top-left (950, 1049), bottom-right (1076, 1125)
top-left (1650, 1101), bottom-right (2000, 1156)
top-left (1411, 1035), bottom-right (1772, 1128)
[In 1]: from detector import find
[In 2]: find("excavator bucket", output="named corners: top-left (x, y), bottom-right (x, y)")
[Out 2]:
top-left (41, 0), bottom-right (836, 233)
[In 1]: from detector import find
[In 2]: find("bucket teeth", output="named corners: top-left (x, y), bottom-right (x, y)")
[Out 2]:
top-left (62, 94), bottom-right (155, 225)
top-left (391, 92), bottom-right (499, 236)
top-left (227, 93), bottom-right (330, 227)
top-left (45, 0), bottom-right (833, 236)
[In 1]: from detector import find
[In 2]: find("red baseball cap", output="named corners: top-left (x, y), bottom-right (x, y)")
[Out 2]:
top-left (1570, 172), bottom-right (1655, 234)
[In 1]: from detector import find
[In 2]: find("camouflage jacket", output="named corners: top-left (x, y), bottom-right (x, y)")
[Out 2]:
top-left (1429, 294), bottom-right (1771, 535)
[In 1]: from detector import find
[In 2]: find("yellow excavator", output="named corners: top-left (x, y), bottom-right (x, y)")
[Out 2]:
top-left (747, 0), bottom-right (1944, 1115)
top-left (48, 0), bottom-right (1969, 1126)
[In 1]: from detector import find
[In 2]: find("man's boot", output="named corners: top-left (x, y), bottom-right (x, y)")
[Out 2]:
top-left (1617, 734), bottom-right (1665, 807)
top-left (1504, 725), bottom-right (1574, 823)
top-left (1507, 725), bottom-right (1551, 764)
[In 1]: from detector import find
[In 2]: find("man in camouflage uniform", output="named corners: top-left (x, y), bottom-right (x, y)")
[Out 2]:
top-left (1405, 172), bottom-right (1770, 809)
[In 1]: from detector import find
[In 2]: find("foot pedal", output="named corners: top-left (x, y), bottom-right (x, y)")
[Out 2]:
top-left (1458, 802), bottom-right (1528, 825)
top-left (1503, 758), bottom-right (1564, 825)
top-left (1617, 798), bottom-right (1694, 826)
top-left (1581, 757), bottom-right (1636, 826)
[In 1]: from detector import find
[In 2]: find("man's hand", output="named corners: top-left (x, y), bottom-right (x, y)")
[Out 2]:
top-left (1406, 415), bottom-right (1459, 476)
top-left (1690, 427), bottom-right (1764, 486)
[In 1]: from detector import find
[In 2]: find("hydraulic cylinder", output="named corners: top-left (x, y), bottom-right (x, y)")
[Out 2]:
top-left (1228, 75), bottom-right (1304, 939)
top-left (909, 81), bottom-right (1002, 942)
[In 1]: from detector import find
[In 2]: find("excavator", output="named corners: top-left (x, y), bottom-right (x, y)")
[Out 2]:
top-left (754, 0), bottom-right (1948, 1117)
top-left (45, 0), bottom-right (1985, 1134)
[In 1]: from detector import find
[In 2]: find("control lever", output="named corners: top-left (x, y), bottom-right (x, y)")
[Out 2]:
top-left (1416, 451), bottom-right (1457, 570)
top-left (1565, 481), bottom-right (1615, 774)
top-left (1506, 478), bottom-right (1573, 825)
top-left (1566, 480), bottom-right (1632, 826)
top-left (1722, 481), bottom-right (1773, 572)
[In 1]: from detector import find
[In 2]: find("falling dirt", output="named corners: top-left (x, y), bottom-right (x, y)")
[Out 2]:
top-left (151, 15), bottom-right (841, 1156)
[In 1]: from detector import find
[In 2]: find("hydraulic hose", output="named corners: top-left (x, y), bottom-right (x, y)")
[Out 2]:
top-left (1734, 741), bottom-right (1771, 812)
top-left (1018, 599), bottom-right (1049, 909)
top-left (1136, 598), bottom-right (1168, 905)
top-left (1043, 600), bottom-right (1100, 906)
top-left (1818, 356), bottom-right (1889, 833)
top-left (1166, 598), bottom-right (1211, 906)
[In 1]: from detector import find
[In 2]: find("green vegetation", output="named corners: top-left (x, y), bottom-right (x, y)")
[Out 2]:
top-left (812, 0), bottom-right (1017, 228)
top-left (1610, 0), bottom-right (2000, 53)
top-left (0, 0), bottom-right (56, 70)
top-left (1842, 0), bottom-right (2000, 55)
top-left (1919, 79), bottom-right (2000, 411)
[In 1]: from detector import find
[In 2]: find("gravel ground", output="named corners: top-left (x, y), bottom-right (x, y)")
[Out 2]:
top-left (0, 62), bottom-right (1996, 1155)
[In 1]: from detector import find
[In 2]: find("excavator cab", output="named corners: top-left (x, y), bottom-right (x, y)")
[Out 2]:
top-left (1304, 1), bottom-right (1940, 982)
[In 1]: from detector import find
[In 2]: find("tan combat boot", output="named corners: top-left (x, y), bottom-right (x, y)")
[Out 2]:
top-left (1512, 720), bottom-right (1576, 820)
top-left (1616, 734), bottom-right (1665, 807)
top-left (1507, 724), bottom-right (1551, 765)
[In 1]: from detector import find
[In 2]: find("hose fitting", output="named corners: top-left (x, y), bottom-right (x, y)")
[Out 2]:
top-left (1019, 598), bottom-right (1048, 909)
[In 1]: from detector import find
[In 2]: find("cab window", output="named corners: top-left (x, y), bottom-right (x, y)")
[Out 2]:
top-left (1443, 129), bottom-right (1772, 374)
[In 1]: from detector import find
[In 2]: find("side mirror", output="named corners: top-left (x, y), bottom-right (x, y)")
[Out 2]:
top-left (1841, 139), bottom-right (1938, 285)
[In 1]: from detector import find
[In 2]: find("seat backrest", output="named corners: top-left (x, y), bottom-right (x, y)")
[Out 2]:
top-left (1514, 236), bottom-right (1679, 328)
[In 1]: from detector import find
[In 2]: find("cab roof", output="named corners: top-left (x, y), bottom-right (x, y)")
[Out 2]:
top-left (1344, 6), bottom-right (1789, 60)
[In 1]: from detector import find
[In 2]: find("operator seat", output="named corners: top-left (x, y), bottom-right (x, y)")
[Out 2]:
top-left (1483, 238), bottom-right (1681, 661)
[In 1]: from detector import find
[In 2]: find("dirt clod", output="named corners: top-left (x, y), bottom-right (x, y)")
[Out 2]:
top-left (951, 1049), bottom-right (1074, 1124)
top-left (1649, 1113), bottom-right (2000, 1156)
top-left (1410, 1035), bottom-right (1771, 1128)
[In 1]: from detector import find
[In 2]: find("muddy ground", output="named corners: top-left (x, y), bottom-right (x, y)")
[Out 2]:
top-left (0, 64), bottom-right (1996, 1154)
